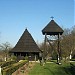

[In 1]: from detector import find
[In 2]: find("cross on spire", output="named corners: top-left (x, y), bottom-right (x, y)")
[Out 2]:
top-left (50, 16), bottom-right (54, 20)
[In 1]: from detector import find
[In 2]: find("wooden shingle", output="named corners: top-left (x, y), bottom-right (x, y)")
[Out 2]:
top-left (10, 29), bottom-right (40, 53)
top-left (42, 20), bottom-right (64, 35)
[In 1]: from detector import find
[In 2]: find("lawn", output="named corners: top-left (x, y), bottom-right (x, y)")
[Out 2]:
top-left (28, 62), bottom-right (75, 75)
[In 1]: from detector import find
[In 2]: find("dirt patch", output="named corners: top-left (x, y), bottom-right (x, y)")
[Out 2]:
top-left (12, 62), bottom-right (35, 75)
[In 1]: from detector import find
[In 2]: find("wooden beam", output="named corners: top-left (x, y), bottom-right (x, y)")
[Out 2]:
top-left (57, 34), bottom-right (61, 64)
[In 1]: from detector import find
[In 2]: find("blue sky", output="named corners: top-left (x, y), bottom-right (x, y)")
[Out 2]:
top-left (0, 0), bottom-right (74, 46)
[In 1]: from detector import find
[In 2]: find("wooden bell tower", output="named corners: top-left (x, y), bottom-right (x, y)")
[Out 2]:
top-left (42, 18), bottom-right (64, 64)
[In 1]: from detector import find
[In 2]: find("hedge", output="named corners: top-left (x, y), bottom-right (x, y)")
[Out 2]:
top-left (0, 60), bottom-right (16, 68)
top-left (0, 62), bottom-right (4, 66)
top-left (2, 60), bottom-right (28, 75)
top-left (71, 59), bottom-right (75, 61)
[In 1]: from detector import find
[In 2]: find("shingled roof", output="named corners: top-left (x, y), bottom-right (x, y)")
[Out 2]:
top-left (10, 29), bottom-right (41, 53)
top-left (42, 20), bottom-right (64, 35)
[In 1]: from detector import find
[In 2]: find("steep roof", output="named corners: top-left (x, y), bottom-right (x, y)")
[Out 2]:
top-left (10, 29), bottom-right (41, 53)
top-left (42, 20), bottom-right (64, 35)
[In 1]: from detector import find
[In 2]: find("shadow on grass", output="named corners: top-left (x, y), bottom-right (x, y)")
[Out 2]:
top-left (50, 60), bottom-right (75, 75)
top-left (44, 67), bottom-right (55, 75)
top-left (63, 65), bottom-right (75, 75)
top-left (44, 62), bottom-right (75, 75)
top-left (63, 67), bottom-right (75, 75)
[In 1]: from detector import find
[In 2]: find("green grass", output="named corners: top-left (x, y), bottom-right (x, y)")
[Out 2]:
top-left (28, 62), bottom-right (75, 75)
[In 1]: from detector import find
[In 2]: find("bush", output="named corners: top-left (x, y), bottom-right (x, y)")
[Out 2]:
top-left (2, 60), bottom-right (28, 75)
top-left (0, 60), bottom-right (16, 68)
top-left (11, 55), bottom-right (17, 61)
top-left (24, 56), bottom-right (28, 60)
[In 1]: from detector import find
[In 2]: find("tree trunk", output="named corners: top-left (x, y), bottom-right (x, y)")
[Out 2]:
top-left (70, 51), bottom-right (72, 60)
top-left (0, 66), bottom-right (2, 75)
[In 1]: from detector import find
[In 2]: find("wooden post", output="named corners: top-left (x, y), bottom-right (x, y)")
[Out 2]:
top-left (35, 54), bottom-right (36, 62)
top-left (15, 53), bottom-right (17, 56)
top-left (20, 53), bottom-right (21, 56)
top-left (44, 33), bottom-right (47, 57)
top-left (44, 33), bottom-right (47, 58)
top-left (57, 34), bottom-right (61, 64)
top-left (43, 33), bottom-right (47, 65)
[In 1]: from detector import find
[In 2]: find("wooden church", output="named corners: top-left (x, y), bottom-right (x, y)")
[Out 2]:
top-left (10, 29), bottom-right (41, 61)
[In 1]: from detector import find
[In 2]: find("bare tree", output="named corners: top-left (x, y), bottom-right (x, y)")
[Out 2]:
top-left (60, 27), bottom-right (75, 61)
top-left (0, 42), bottom-right (12, 61)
